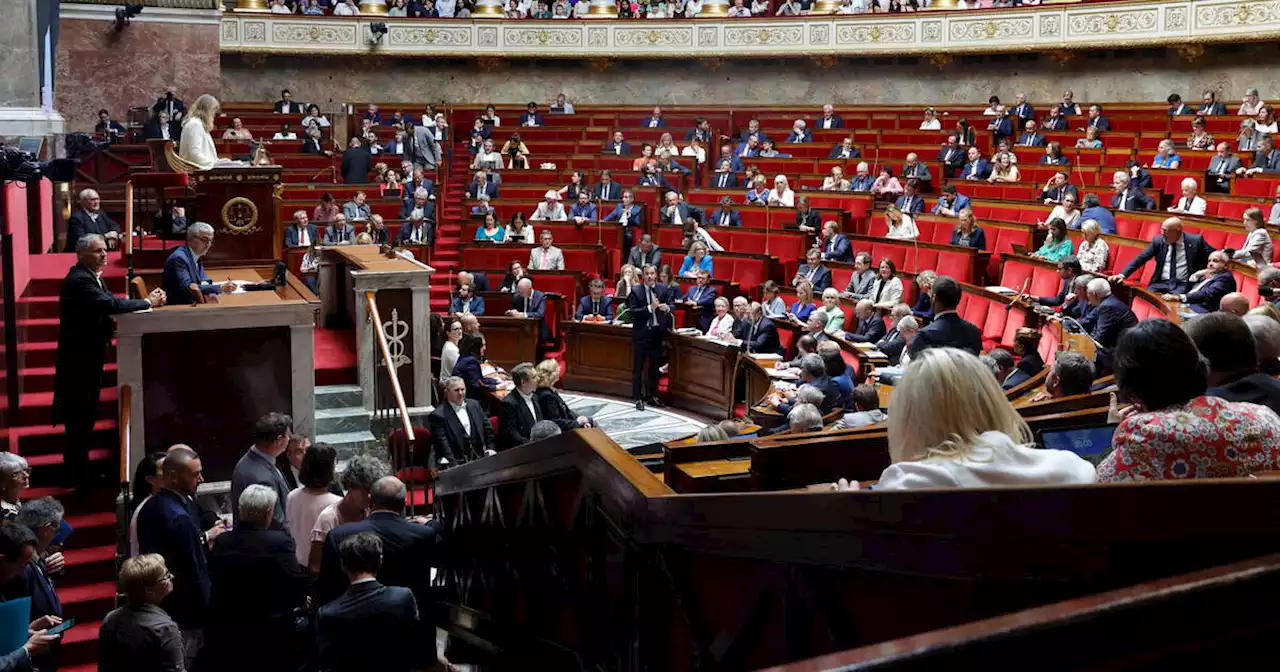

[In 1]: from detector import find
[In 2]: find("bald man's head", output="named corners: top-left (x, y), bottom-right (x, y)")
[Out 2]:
top-left (1220, 292), bottom-right (1250, 316)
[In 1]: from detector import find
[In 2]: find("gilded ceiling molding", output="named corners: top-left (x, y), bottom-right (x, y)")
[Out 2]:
top-left (218, 0), bottom-right (1280, 59)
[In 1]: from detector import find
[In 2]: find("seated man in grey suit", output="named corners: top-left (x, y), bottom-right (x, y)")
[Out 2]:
top-left (627, 234), bottom-right (662, 269)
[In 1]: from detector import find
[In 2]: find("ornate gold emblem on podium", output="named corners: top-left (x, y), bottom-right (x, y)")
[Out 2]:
top-left (221, 197), bottom-right (261, 235)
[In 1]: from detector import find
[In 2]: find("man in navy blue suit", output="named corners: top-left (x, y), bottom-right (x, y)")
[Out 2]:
top-left (1241, 135), bottom-right (1280, 176)
top-left (466, 170), bottom-right (500, 199)
top-left (1079, 193), bottom-right (1116, 234)
top-left (986, 107), bottom-right (1014, 143)
top-left (14, 498), bottom-right (66, 672)
top-left (844, 299), bottom-right (886, 344)
top-left (642, 106), bottom-right (667, 128)
top-left (709, 197), bottom-right (743, 227)
top-left (932, 184), bottom-right (972, 217)
top-left (285, 210), bottom-right (319, 248)
top-left (711, 160), bottom-right (740, 189)
top-left (818, 221), bottom-right (851, 262)
top-left (682, 270), bottom-right (719, 333)
top-left (961, 146), bottom-right (992, 181)
top-left (450, 283), bottom-right (485, 315)
top-left (1010, 93), bottom-right (1035, 123)
top-left (786, 120), bottom-right (813, 144)
top-left (718, 145), bottom-right (745, 173)
top-left (907, 276), bottom-right (983, 357)
top-left (1016, 119), bottom-right (1046, 147)
top-left (740, 302), bottom-right (782, 356)
top-left (1110, 217), bottom-right (1213, 294)
top-left (1071, 278), bottom-right (1137, 369)
top-left (628, 265), bottom-right (672, 410)
top-left (829, 136), bottom-right (861, 160)
top-left (793, 249), bottom-right (833, 292)
top-left (895, 179), bottom-right (925, 214)
top-left (591, 170), bottom-right (623, 201)
top-left (1199, 91), bottom-right (1228, 116)
top-left (575, 278), bottom-right (614, 320)
top-left (602, 131), bottom-right (632, 155)
top-left (603, 190), bottom-right (644, 250)
top-left (1162, 250), bottom-right (1236, 313)
top-left (1110, 171), bottom-right (1155, 211)
top-left (506, 278), bottom-right (549, 343)
top-left (1187, 312), bottom-right (1280, 414)
top-left (162, 223), bottom-right (236, 305)
top-left (936, 135), bottom-right (965, 177)
top-left (1084, 104), bottom-right (1111, 132)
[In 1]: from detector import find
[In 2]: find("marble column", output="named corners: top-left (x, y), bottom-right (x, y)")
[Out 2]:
top-left (0, 0), bottom-right (65, 137)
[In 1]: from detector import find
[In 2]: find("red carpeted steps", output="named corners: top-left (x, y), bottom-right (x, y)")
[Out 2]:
top-left (424, 145), bottom-right (471, 313)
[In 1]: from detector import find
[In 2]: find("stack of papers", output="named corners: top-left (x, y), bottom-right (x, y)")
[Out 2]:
top-left (985, 286), bottom-right (1017, 295)
top-left (767, 368), bottom-right (801, 380)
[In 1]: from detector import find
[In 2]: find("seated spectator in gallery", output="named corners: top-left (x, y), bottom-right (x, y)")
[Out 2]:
top-left (1097, 319), bottom-right (1280, 482)
top-left (835, 347), bottom-right (1095, 491)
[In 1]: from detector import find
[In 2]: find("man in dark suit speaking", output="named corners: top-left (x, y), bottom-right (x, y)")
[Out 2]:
top-left (161, 222), bottom-right (236, 305)
top-left (629, 265), bottom-right (672, 411)
top-left (1108, 217), bottom-right (1213, 294)
top-left (907, 276), bottom-right (983, 357)
top-left (55, 234), bottom-right (164, 482)
top-left (430, 376), bottom-right (496, 466)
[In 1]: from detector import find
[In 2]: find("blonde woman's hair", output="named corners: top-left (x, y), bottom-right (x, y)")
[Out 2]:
top-left (821, 287), bottom-right (840, 302)
top-left (187, 94), bottom-right (220, 132)
top-left (796, 280), bottom-right (814, 302)
top-left (887, 347), bottom-right (1031, 464)
top-left (120, 553), bottom-right (169, 602)
top-left (355, 232), bottom-right (373, 245)
top-left (534, 358), bottom-right (560, 388)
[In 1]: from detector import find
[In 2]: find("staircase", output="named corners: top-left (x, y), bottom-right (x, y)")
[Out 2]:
top-left (0, 256), bottom-right (127, 671)
top-left (314, 384), bottom-right (379, 461)
top-left (426, 144), bottom-right (469, 314)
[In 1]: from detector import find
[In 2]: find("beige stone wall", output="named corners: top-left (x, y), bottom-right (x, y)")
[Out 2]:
top-left (56, 19), bottom-right (221, 132)
top-left (0, 0), bottom-right (39, 109)
top-left (220, 44), bottom-right (1280, 109)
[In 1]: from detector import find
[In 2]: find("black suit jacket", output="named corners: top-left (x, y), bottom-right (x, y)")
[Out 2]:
top-left (53, 264), bottom-right (150, 423)
top-left (794, 210), bottom-right (820, 231)
top-left (428, 399), bottom-right (494, 464)
top-left (1208, 372), bottom-right (1280, 415)
top-left (341, 146), bottom-right (373, 184)
top-left (275, 454), bottom-right (343, 496)
top-left (810, 375), bottom-right (843, 414)
top-left (591, 182), bottom-right (623, 201)
top-left (274, 100), bottom-right (303, 114)
top-left (875, 328), bottom-right (905, 366)
top-left (319, 511), bottom-right (441, 606)
top-left (710, 172), bottom-right (740, 189)
top-left (318, 581), bottom-right (434, 672)
top-left (206, 525), bottom-right (308, 668)
top-left (742, 317), bottom-right (783, 356)
top-left (1119, 233), bottom-right (1214, 286)
top-left (628, 283), bottom-right (673, 337)
top-left (627, 246), bottom-right (663, 269)
top-left (65, 210), bottom-right (120, 252)
top-left (498, 391), bottom-right (542, 450)
top-left (534, 387), bottom-right (581, 432)
top-left (1111, 186), bottom-right (1155, 211)
top-left (907, 311), bottom-right (983, 356)
top-left (142, 118), bottom-right (178, 141)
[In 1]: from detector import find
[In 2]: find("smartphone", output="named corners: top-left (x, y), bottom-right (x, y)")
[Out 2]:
top-left (45, 619), bottom-right (75, 636)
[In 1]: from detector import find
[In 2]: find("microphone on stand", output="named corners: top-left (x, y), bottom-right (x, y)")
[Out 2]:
top-left (1005, 278), bottom-right (1031, 312)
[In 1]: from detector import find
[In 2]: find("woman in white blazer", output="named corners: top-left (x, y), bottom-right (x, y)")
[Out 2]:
top-left (178, 94), bottom-right (222, 171)
top-left (869, 258), bottom-right (905, 311)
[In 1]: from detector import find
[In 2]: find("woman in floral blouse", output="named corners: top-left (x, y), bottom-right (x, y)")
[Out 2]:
top-left (1096, 319), bottom-right (1280, 482)
top-left (1186, 116), bottom-right (1216, 151)
top-left (1075, 219), bottom-right (1109, 274)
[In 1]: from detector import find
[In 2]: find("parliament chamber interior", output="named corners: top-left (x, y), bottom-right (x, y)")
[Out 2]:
top-left (4, 0), bottom-right (1280, 669)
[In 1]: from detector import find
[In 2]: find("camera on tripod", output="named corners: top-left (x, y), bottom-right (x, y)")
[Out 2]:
top-left (0, 146), bottom-right (77, 184)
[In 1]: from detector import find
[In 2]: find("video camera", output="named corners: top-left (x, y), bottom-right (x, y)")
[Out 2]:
top-left (0, 146), bottom-right (76, 184)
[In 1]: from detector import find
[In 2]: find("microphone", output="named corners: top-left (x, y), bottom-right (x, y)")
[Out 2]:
top-left (1005, 278), bottom-right (1030, 312)
top-left (1060, 315), bottom-right (1105, 353)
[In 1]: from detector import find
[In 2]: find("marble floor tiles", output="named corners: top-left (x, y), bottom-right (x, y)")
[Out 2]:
top-left (562, 393), bottom-right (708, 448)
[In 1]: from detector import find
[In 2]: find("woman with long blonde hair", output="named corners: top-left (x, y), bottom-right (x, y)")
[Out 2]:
top-left (179, 94), bottom-right (222, 170)
top-left (868, 348), bottom-right (1095, 489)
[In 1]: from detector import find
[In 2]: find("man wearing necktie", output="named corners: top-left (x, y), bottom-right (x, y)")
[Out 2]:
top-left (56, 234), bottom-right (165, 483)
top-left (683, 270), bottom-right (719, 333)
top-left (895, 180), bottom-right (924, 214)
top-left (792, 249), bottom-right (833, 292)
top-left (1110, 217), bottom-right (1214, 294)
top-left (1110, 171), bottom-right (1153, 211)
top-left (505, 278), bottom-right (549, 343)
top-left (627, 265), bottom-right (670, 410)
top-left (1207, 142), bottom-right (1241, 193)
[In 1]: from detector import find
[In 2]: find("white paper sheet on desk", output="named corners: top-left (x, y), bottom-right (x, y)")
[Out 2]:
top-left (496, 381), bottom-right (514, 391)
top-left (225, 280), bottom-right (257, 295)
top-left (985, 286), bottom-right (1017, 295)
top-left (481, 364), bottom-right (501, 376)
top-left (702, 337), bottom-right (737, 347)
top-left (766, 368), bottom-right (801, 380)
top-left (675, 328), bottom-right (702, 336)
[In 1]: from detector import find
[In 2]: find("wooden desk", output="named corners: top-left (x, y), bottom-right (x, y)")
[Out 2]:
top-left (562, 321), bottom-right (635, 398)
top-left (321, 245), bottom-right (435, 409)
top-left (476, 316), bottom-right (539, 373)
top-left (114, 274), bottom-right (316, 484)
top-left (667, 332), bottom-right (741, 420)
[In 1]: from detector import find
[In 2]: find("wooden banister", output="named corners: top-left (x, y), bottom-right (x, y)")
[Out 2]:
top-left (118, 384), bottom-right (131, 486)
top-left (364, 291), bottom-right (415, 442)
top-left (124, 181), bottom-right (134, 257)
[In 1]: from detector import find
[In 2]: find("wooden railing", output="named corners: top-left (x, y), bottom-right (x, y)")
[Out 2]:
top-left (364, 291), bottom-right (415, 442)
top-left (114, 384), bottom-right (133, 608)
